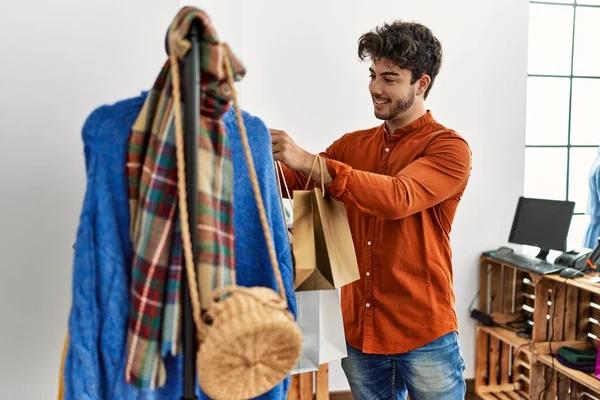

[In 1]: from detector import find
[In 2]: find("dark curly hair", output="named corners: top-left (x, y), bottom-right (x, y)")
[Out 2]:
top-left (358, 21), bottom-right (442, 99)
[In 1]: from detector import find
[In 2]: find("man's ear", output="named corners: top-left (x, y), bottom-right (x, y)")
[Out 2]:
top-left (416, 74), bottom-right (431, 97)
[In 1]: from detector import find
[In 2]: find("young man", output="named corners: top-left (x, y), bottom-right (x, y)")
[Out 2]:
top-left (271, 21), bottom-right (471, 399)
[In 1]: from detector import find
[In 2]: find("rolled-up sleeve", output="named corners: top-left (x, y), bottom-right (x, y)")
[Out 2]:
top-left (322, 133), bottom-right (472, 220)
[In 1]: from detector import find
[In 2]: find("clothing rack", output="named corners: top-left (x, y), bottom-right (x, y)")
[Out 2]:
top-left (181, 21), bottom-right (202, 400)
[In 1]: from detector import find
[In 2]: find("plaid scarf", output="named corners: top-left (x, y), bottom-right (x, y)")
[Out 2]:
top-left (124, 7), bottom-right (245, 389)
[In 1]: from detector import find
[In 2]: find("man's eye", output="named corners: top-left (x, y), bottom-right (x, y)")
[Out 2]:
top-left (369, 75), bottom-right (375, 79)
top-left (384, 78), bottom-right (395, 83)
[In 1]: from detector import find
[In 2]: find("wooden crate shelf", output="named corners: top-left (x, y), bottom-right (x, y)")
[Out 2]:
top-left (529, 357), bottom-right (600, 399)
top-left (531, 277), bottom-right (593, 344)
top-left (475, 390), bottom-right (529, 399)
top-left (545, 273), bottom-right (600, 297)
top-left (288, 364), bottom-right (329, 400)
top-left (475, 325), bottom-right (533, 398)
top-left (480, 325), bottom-right (530, 348)
top-left (479, 257), bottom-right (535, 339)
top-left (536, 354), bottom-right (600, 395)
top-left (476, 255), bottom-right (600, 399)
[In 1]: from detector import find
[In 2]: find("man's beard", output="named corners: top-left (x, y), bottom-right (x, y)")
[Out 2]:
top-left (374, 87), bottom-right (416, 120)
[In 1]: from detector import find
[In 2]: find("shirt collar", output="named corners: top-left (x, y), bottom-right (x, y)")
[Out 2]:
top-left (382, 110), bottom-right (434, 140)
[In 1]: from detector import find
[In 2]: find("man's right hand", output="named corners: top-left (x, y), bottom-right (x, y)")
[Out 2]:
top-left (270, 129), bottom-right (334, 185)
top-left (270, 129), bottom-right (312, 172)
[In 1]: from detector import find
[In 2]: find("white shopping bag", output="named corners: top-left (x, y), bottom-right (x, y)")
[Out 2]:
top-left (290, 289), bottom-right (347, 375)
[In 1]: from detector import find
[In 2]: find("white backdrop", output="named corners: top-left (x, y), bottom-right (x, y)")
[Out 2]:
top-left (0, 1), bottom-right (181, 398)
top-left (0, 0), bottom-right (529, 397)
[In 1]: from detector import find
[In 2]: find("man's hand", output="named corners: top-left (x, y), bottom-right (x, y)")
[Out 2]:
top-left (270, 129), bottom-right (312, 172)
top-left (270, 128), bottom-right (334, 186)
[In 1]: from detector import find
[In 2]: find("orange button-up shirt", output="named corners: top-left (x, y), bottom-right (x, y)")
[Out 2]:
top-left (280, 111), bottom-right (472, 354)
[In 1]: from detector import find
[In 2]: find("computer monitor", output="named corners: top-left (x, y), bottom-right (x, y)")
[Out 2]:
top-left (508, 196), bottom-right (575, 260)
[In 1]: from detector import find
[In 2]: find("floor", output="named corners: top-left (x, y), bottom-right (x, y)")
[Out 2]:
top-left (330, 392), bottom-right (480, 399)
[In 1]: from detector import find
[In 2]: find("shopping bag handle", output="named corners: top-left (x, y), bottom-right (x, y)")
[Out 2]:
top-left (303, 154), bottom-right (326, 197)
top-left (275, 161), bottom-right (293, 204)
top-left (274, 160), bottom-right (293, 232)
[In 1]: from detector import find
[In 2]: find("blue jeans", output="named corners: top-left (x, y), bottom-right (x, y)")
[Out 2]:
top-left (341, 331), bottom-right (466, 400)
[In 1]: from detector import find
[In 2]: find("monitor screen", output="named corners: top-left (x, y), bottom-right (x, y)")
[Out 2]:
top-left (508, 197), bottom-right (575, 253)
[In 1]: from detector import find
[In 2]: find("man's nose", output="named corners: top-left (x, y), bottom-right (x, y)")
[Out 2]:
top-left (369, 80), bottom-right (383, 96)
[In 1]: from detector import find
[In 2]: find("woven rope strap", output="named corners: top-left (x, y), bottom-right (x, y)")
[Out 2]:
top-left (221, 51), bottom-right (287, 300)
top-left (168, 30), bottom-right (289, 344)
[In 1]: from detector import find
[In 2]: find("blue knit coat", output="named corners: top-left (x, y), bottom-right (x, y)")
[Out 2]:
top-left (63, 92), bottom-right (296, 399)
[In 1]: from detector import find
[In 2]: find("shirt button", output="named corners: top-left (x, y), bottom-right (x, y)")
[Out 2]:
top-left (367, 241), bottom-right (372, 246)
top-left (366, 303), bottom-right (371, 308)
top-left (385, 147), bottom-right (390, 152)
top-left (366, 272), bottom-right (371, 277)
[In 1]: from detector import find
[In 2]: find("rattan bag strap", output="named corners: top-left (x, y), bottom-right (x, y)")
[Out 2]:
top-left (169, 28), bottom-right (290, 345)
top-left (222, 49), bottom-right (287, 301)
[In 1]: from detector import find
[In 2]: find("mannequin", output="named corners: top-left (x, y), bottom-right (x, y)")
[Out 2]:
top-left (584, 146), bottom-right (600, 249)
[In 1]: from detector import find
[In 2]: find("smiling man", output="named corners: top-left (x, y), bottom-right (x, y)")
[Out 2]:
top-left (271, 21), bottom-right (472, 399)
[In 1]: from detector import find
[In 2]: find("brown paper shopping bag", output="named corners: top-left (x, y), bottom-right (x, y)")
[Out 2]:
top-left (291, 155), bottom-right (360, 291)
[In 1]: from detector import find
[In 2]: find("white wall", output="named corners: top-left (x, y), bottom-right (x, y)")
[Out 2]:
top-left (0, 1), bottom-right (180, 398)
top-left (239, 0), bottom-right (530, 391)
top-left (0, 0), bottom-right (529, 397)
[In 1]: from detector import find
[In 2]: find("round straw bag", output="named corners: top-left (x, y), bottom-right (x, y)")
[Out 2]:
top-left (168, 33), bottom-right (302, 400)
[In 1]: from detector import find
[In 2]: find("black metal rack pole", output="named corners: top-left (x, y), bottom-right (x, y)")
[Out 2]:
top-left (181, 21), bottom-right (201, 400)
